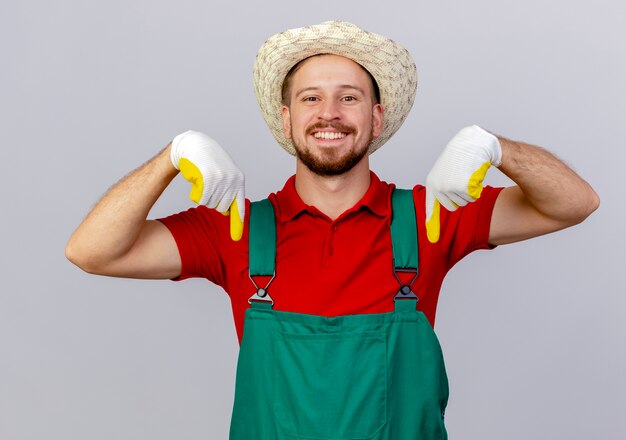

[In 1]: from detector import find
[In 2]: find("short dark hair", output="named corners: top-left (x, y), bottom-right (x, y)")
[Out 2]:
top-left (281, 54), bottom-right (381, 106)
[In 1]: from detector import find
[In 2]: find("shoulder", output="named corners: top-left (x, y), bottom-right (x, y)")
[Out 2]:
top-left (159, 204), bottom-right (235, 234)
top-left (158, 201), bottom-right (253, 253)
top-left (404, 184), bottom-right (504, 263)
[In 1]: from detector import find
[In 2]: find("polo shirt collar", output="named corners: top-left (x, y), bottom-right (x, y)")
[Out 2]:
top-left (274, 171), bottom-right (391, 222)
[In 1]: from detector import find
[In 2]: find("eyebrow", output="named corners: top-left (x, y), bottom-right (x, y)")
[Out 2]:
top-left (294, 85), bottom-right (367, 98)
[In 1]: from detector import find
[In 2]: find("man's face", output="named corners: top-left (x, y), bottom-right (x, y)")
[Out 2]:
top-left (281, 55), bottom-right (383, 176)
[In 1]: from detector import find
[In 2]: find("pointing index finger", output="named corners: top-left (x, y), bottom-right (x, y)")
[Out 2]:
top-left (425, 190), bottom-right (441, 244)
top-left (229, 198), bottom-right (244, 241)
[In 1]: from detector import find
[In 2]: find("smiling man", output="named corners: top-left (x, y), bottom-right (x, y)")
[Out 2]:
top-left (282, 54), bottom-right (382, 178)
top-left (66, 20), bottom-right (599, 440)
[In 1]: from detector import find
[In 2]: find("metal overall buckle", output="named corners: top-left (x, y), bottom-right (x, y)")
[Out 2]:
top-left (247, 272), bottom-right (276, 306)
top-left (393, 267), bottom-right (419, 301)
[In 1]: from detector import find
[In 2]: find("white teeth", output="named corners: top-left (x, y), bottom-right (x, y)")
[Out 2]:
top-left (313, 132), bottom-right (347, 140)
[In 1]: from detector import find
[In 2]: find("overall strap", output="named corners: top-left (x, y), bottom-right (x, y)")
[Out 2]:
top-left (247, 190), bottom-right (419, 305)
top-left (390, 188), bottom-right (420, 301)
top-left (248, 199), bottom-right (276, 306)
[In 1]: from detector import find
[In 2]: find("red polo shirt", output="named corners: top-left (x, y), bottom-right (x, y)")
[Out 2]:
top-left (159, 172), bottom-right (503, 344)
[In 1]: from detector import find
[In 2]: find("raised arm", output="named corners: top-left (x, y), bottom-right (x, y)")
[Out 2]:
top-left (488, 136), bottom-right (599, 245)
top-left (424, 125), bottom-right (599, 245)
top-left (65, 131), bottom-right (245, 279)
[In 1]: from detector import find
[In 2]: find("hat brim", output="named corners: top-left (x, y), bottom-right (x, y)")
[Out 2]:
top-left (253, 20), bottom-right (417, 155)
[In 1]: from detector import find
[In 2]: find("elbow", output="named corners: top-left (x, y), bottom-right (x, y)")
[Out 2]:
top-left (588, 188), bottom-right (601, 215)
top-left (65, 240), bottom-right (88, 272)
top-left (581, 186), bottom-right (600, 220)
top-left (65, 239), bottom-right (102, 275)
top-left (569, 186), bottom-right (600, 226)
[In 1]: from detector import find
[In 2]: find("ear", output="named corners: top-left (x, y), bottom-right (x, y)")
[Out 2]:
top-left (281, 105), bottom-right (292, 139)
top-left (372, 103), bottom-right (383, 138)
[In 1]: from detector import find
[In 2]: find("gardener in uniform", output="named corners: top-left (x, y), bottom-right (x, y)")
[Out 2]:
top-left (66, 20), bottom-right (599, 439)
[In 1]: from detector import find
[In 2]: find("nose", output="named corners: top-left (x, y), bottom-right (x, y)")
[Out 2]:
top-left (319, 99), bottom-right (341, 121)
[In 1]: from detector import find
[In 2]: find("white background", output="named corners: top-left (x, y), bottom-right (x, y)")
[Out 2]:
top-left (1, 1), bottom-right (624, 439)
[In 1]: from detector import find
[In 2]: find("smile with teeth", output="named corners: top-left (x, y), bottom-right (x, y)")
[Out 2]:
top-left (313, 132), bottom-right (347, 140)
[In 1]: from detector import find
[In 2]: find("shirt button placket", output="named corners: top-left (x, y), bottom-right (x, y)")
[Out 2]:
top-left (328, 224), bottom-right (338, 256)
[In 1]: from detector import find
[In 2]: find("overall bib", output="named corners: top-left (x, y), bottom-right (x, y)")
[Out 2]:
top-left (229, 190), bottom-right (449, 440)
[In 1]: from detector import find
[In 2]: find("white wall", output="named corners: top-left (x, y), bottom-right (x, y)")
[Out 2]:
top-left (1, 1), bottom-right (623, 439)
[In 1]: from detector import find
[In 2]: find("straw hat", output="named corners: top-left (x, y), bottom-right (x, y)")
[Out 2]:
top-left (253, 20), bottom-right (418, 155)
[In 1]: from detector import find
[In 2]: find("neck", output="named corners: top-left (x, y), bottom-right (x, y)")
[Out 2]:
top-left (294, 157), bottom-right (371, 220)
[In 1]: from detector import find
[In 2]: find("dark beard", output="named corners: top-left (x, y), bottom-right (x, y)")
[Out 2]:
top-left (293, 122), bottom-right (373, 176)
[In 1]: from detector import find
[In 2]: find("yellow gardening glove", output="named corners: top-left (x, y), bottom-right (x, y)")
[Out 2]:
top-left (170, 130), bottom-right (245, 241)
top-left (425, 125), bottom-right (502, 243)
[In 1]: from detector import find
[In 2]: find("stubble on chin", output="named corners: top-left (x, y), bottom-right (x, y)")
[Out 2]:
top-left (292, 122), bottom-right (374, 177)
